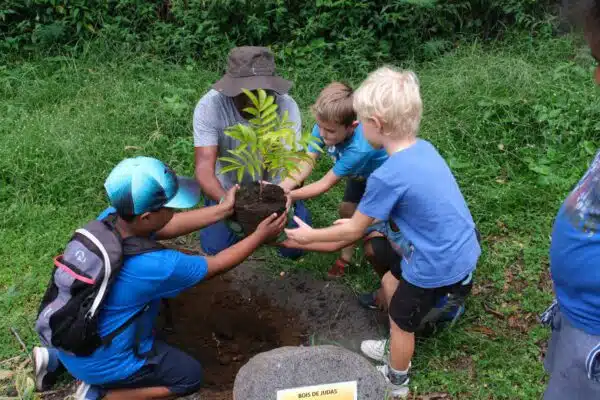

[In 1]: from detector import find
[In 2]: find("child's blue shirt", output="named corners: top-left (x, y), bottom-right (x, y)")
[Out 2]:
top-left (550, 151), bottom-right (600, 335)
top-left (308, 123), bottom-right (388, 179)
top-left (358, 139), bottom-right (480, 288)
top-left (57, 207), bottom-right (208, 384)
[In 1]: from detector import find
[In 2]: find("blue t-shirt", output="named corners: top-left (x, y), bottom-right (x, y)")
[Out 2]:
top-left (358, 139), bottom-right (480, 288)
top-left (57, 208), bottom-right (208, 384)
top-left (550, 152), bottom-right (600, 335)
top-left (308, 123), bottom-right (388, 179)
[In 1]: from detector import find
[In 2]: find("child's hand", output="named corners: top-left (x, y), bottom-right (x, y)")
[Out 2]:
top-left (220, 185), bottom-right (239, 216)
top-left (255, 212), bottom-right (287, 242)
top-left (285, 216), bottom-right (314, 244)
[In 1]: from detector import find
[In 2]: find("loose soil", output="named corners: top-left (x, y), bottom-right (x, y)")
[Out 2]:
top-left (39, 247), bottom-right (386, 400)
top-left (234, 182), bottom-right (286, 235)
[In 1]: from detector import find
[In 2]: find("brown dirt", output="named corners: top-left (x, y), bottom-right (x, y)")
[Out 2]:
top-left (234, 182), bottom-right (286, 235)
top-left (157, 274), bottom-right (305, 394)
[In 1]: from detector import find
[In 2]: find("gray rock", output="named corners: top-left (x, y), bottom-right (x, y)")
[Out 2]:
top-left (233, 345), bottom-right (386, 400)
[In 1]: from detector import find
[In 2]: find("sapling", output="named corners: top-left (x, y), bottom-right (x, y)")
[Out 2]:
top-left (219, 88), bottom-right (322, 235)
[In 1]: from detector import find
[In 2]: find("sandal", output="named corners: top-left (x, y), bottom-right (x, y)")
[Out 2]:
top-left (327, 257), bottom-right (351, 279)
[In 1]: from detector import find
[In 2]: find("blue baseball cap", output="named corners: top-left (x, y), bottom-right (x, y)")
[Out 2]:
top-left (104, 157), bottom-right (200, 216)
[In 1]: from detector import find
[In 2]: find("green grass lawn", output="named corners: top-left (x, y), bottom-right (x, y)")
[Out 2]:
top-left (1, 35), bottom-right (599, 399)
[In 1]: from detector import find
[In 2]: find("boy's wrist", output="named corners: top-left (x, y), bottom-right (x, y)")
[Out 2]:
top-left (216, 201), bottom-right (234, 218)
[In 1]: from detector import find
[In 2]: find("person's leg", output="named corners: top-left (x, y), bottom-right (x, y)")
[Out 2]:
top-left (543, 310), bottom-right (600, 400)
top-left (278, 200), bottom-right (311, 259)
top-left (358, 237), bottom-right (399, 310)
top-left (91, 341), bottom-right (202, 400)
top-left (199, 198), bottom-right (238, 255)
top-left (360, 271), bottom-right (401, 361)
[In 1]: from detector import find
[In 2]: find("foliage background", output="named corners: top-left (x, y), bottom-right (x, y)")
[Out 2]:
top-left (2, 0), bottom-right (557, 65)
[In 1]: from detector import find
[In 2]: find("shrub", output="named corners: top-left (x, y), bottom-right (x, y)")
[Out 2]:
top-left (1, 0), bottom-right (557, 64)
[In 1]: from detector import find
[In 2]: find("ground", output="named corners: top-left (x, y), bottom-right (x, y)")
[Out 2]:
top-left (1, 34), bottom-right (599, 399)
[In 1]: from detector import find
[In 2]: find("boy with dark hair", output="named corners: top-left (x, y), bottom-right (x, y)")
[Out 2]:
top-left (33, 156), bottom-right (286, 400)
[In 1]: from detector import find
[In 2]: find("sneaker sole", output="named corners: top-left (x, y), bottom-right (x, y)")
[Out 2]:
top-left (387, 387), bottom-right (410, 398)
top-left (33, 347), bottom-right (49, 392)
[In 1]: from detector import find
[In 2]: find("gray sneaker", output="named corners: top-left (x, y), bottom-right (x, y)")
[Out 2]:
top-left (377, 364), bottom-right (409, 398)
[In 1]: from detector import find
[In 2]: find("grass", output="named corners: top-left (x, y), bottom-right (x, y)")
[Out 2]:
top-left (1, 35), bottom-right (599, 399)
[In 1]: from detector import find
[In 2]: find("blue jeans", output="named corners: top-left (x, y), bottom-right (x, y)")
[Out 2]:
top-left (199, 197), bottom-right (311, 259)
top-left (542, 304), bottom-right (600, 399)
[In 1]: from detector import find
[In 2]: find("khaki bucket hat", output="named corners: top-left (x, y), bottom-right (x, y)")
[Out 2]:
top-left (213, 46), bottom-right (292, 97)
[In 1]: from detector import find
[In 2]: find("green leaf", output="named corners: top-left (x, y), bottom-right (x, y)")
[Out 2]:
top-left (220, 156), bottom-right (242, 166)
top-left (242, 107), bottom-right (259, 117)
top-left (260, 95), bottom-right (275, 112)
top-left (242, 89), bottom-right (260, 109)
top-left (261, 103), bottom-right (278, 118)
top-left (242, 89), bottom-right (259, 109)
top-left (237, 166), bottom-right (245, 183)
top-left (258, 89), bottom-right (267, 109)
top-left (220, 165), bottom-right (241, 174)
top-left (261, 112), bottom-right (278, 127)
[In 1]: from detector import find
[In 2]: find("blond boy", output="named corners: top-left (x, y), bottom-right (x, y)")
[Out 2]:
top-left (280, 82), bottom-right (388, 278)
top-left (285, 67), bottom-right (480, 396)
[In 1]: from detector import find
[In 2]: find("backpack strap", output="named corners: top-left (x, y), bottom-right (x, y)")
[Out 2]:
top-left (101, 304), bottom-right (155, 359)
top-left (101, 213), bottom-right (164, 256)
top-left (75, 228), bottom-right (113, 319)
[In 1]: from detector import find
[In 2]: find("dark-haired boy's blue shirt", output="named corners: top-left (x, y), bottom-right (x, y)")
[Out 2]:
top-left (57, 207), bottom-right (208, 384)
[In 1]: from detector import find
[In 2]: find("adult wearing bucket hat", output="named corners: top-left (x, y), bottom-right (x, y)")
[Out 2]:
top-left (193, 46), bottom-right (311, 258)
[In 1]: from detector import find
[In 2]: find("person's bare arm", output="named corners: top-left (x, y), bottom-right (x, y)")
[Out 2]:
top-left (279, 153), bottom-right (319, 192)
top-left (289, 169), bottom-right (341, 201)
top-left (205, 212), bottom-right (287, 278)
top-left (285, 210), bottom-right (374, 244)
top-left (278, 238), bottom-right (354, 252)
top-left (195, 146), bottom-right (226, 202)
top-left (155, 186), bottom-right (237, 240)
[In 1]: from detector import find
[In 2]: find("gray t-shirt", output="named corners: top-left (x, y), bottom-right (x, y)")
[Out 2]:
top-left (193, 89), bottom-right (302, 190)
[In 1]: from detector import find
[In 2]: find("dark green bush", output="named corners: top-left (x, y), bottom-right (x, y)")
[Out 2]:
top-left (1, 0), bottom-right (556, 65)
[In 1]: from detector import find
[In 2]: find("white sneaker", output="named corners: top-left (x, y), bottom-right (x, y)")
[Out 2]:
top-left (361, 339), bottom-right (388, 362)
top-left (33, 346), bottom-right (49, 391)
top-left (377, 364), bottom-right (410, 398)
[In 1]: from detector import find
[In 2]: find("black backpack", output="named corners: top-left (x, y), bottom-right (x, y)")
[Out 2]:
top-left (35, 214), bottom-right (163, 357)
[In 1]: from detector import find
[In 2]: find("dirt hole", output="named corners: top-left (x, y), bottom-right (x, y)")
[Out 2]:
top-left (158, 275), bottom-right (306, 396)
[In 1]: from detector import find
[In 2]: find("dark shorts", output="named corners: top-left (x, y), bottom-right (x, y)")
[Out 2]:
top-left (367, 227), bottom-right (479, 332)
top-left (389, 274), bottom-right (473, 333)
top-left (342, 178), bottom-right (367, 204)
top-left (100, 341), bottom-right (202, 395)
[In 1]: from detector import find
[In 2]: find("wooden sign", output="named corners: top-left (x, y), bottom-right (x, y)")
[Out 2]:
top-left (276, 381), bottom-right (357, 400)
